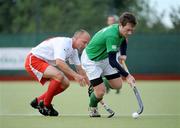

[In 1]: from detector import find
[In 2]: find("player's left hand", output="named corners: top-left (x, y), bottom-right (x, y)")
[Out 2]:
top-left (119, 55), bottom-right (127, 63)
top-left (80, 79), bottom-right (86, 87)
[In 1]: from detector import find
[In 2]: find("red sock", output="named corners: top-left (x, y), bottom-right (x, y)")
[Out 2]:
top-left (44, 79), bottom-right (64, 107)
top-left (37, 81), bottom-right (65, 104)
top-left (37, 92), bottom-right (46, 103)
top-left (54, 85), bottom-right (65, 96)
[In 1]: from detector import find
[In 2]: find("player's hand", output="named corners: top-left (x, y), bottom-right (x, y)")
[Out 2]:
top-left (75, 66), bottom-right (90, 86)
top-left (84, 76), bottom-right (90, 86)
top-left (74, 74), bottom-right (86, 87)
top-left (126, 74), bottom-right (135, 87)
top-left (80, 79), bottom-right (86, 87)
top-left (119, 55), bottom-right (127, 64)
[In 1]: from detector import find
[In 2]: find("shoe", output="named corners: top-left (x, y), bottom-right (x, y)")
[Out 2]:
top-left (30, 98), bottom-right (39, 109)
top-left (38, 101), bottom-right (59, 116)
top-left (89, 107), bottom-right (101, 117)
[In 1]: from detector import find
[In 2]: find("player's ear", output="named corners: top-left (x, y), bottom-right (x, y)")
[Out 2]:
top-left (119, 23), bottom-right (123, 30)
top-left (73, 36), bottom-right (78, 41)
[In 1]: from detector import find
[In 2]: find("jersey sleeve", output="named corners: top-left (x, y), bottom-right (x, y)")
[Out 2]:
top-left (120, 39), bottom-right (127, 55)
top-left (106, 37), bottom-right (119, 53)
top-left (68, 50), bottom-right (80, 65)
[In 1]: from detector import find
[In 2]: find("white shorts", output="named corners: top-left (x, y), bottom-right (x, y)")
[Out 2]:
top-left (81, 50), bottom-right (118, 80)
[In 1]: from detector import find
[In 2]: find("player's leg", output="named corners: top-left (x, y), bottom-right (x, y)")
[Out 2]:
top-left (102, 77), bottom-right (111, 93)
top-left (89, 77), bottom-right (106, 117)
top-left (103, 76), bottom-right (120, 94)
top-left (37, 65), bottom-right (70, 116)
top-left (88, 82), bottom-right (115, 117)
top-left (90, 81), bottom-right (115, 118)
top-left (81, 50), bottom-right (106, 117)
top-left (25, 54), bottom-right (69, 116)
top-left (35, 67), bottom-right (70, 102)
top-left (25, 54), bottom-right (47, 110)
top-left (105, 73), bottom-right (123, 91)
top-left (31, 77), bottom-right (69, 116)
top-left (99, 100), bottom-right (115, 118)
top-left (43, 66), bottom-right (69, 105)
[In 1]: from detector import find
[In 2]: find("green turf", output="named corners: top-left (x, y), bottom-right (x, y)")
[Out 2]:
top-left (0, 81), bottom-right (180, 128)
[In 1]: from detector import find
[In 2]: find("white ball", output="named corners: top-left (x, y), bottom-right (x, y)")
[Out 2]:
top-left (132, 112), bottom-right (139, 119)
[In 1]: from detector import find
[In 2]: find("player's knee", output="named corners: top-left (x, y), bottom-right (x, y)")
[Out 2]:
top-left (111, 81), bottom-right (123, 90)
top-left (55, 74), bottom-right (69, 90)
top-left (96, 91), bottom-right (105, 98)
top-left (95, 87), bottom-right (106, 98)
top-left (117, 81), bottom-right (123, 89)
top-left (54, 72), bottom-right (65, 82)
top-left (117, 78), bottom-right (123, 89)
top-left (62, 78), bottom-right (70, 89)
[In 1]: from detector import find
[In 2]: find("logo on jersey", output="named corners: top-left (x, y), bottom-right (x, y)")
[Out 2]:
top-left (112, 45), bottom-right (117, 50)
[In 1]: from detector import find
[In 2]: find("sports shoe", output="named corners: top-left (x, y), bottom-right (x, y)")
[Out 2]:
top-left (89, 107), bottom-right (101, 117)
top-left (30, 98), bottom-right (39, 109)
top-left (38, 101), bottom-right (59, 116)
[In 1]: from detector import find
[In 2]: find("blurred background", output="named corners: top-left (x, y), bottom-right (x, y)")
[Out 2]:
top-left (0, 0), bottom-right (180, 80)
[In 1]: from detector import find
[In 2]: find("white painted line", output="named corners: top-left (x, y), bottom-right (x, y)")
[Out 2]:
top-left (0, 113), bottom-right (179, 117)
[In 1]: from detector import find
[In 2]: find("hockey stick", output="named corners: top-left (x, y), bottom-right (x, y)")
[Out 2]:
top-left (122, 61), bottom-right (144, 115)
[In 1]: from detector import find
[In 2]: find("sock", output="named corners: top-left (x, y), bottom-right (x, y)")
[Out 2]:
top-left (44, 79), bottom-right (63, 107)
top-left (37, 92), bottom-right (46, 103)
top-left (103, 77), bottom-right (111, 89)
top-left (102, 103), bottom-right (109, 110)
top-left (89, 92), bottom-right (102, 107)
top-left (54, 84), bottom-right (65, 96)
top-left (37, 83), bottom-right (65, 103)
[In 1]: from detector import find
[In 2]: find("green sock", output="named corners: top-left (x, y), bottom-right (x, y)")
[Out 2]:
top-left (103, 77), bottom-right (112, 89)
top-left (89, 92), bottom-right (102, 107)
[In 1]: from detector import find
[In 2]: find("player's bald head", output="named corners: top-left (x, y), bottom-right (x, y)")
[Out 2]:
top-left (72, 29), bottom-right (90, 50)
top-left (73, 29), bottom-right (90, 39)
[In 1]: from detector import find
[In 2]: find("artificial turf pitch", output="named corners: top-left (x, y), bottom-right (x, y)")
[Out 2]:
top-left (0, 81), bottom-right (180, 128)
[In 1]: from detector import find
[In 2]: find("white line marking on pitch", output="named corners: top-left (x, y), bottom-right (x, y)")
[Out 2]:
top-left (0, 114), bottom-right (180, 117)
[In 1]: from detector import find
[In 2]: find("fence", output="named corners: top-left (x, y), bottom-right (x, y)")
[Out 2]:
top-left (0, 33), bottom-right (180, 78)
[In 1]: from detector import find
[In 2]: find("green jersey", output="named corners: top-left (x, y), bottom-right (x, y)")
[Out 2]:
top-left (86, 24), bottom-right (125, 61)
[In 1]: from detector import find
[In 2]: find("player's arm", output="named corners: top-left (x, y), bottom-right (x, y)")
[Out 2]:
top-left (108, 51), bottom-right (128, 77)
top-left (119, 39), bottom-right (127, 63)
top-left (106, 37), bottom-right (134, 84)
top-left (56, 59), bottom-right (85, 86)
top-left (120, 38), bottom-right (127, 56)
top-left (56, 59), bottom-right (78, 78)
top-left (108, 52), bottom-right (135, 85)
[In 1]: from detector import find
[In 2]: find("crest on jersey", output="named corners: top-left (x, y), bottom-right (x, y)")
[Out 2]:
top-left (112, 45), bottom-right (117, 50)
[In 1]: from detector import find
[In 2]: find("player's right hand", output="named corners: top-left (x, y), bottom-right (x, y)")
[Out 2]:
top-left (126, 74), bottom-right (135, 87)
top-left (74, 74), bottom-right (86, 87)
